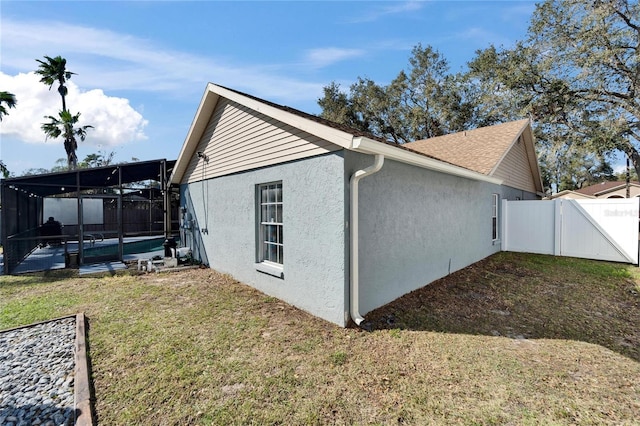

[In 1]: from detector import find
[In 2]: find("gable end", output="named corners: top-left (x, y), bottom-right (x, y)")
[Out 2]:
top-left (181, 98), bottom-right (341, 183)
top-left (491, 135), bottom-right (538, 193)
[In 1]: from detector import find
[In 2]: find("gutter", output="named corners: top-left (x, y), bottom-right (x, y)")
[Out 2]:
top-left (351, 136), bottom-right (502, 185)
top-left (349, 154), bottom-right (384, 326)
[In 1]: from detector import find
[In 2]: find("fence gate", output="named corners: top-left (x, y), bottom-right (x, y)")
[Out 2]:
top-left (502, 198), bottom-right (639, 264)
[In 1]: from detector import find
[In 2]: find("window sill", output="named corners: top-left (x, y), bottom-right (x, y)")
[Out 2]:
top-left (492, 239), bottom-right (501, 246)
top-left (255, 262), bottom-right (284, 279)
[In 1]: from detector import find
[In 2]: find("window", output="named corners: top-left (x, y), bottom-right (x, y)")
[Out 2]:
top-left (492, 194), bottom-right (499, 241)
top-left (257, 182), bottom-right (283, 272)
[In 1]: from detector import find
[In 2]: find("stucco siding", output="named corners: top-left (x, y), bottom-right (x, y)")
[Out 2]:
top-left (180, 152), bottom-right (348, 326)
top-left (346, 151), bottom-right (503, 316)
top-left (492, 137), bottom-right (537, 193)
top-left (499, 185), bottom-right (540, 201)
top-left (183, 99), bottom-right (340, 183)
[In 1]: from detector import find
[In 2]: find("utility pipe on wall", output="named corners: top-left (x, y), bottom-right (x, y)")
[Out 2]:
top-left (349, 154), bottom-right (384, 326)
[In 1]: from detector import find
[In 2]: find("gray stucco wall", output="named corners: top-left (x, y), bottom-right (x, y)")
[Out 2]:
top-left (180, 152), bottom-right (348, 326)
top-left (346, 151), bottom-right (506, 316)
top-left (499, 185), bottom-right (540, 201)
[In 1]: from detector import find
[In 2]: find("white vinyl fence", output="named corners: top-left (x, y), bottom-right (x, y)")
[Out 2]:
top-left (502, 198), bottom-right (639, 264)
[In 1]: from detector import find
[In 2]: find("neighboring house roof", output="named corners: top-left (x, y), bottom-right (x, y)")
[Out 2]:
top-left (170, 83), bottom-right (527, 187)
top-left (404, 119), bottom-right (544, 194)
top-left (574, 181), bottom-right (640, 197)
top-left (547, 189), bottom-right (596, 200)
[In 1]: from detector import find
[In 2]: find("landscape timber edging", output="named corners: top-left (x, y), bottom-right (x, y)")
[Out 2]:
top-left (74, 312), bottom-right (94, 426)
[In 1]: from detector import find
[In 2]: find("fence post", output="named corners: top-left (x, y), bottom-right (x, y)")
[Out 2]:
top-left (501, 198), bottom-right (508, 251)
top-left (553, 199), bottom-right (562, 256)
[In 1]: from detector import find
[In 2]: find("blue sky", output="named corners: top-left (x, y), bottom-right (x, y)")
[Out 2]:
top-left (0, 1), bottom-right (536, 175)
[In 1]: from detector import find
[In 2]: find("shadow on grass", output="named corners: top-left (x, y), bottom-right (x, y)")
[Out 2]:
top-left (365, 252), bottom-right (640, 362)
top-left (0, 269), bottom-right (80, 288)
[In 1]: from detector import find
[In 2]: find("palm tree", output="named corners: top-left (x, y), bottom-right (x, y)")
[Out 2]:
top-left (35, 56), bottom-right (75, 112)
top-left (42, 110), bottom-right (93, 170)
top-left (0, 91), bottom-right (17, 121)
top-left (36, 56), bottom-right (94, 170)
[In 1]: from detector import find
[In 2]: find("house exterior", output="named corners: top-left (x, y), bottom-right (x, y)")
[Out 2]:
top-left (170, 83), bottom-right (544, 327)
top-left (550, 181), bottom-right (640, 199)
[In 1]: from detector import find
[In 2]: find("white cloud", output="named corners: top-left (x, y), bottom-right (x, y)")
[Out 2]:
top-left (304, 48), bottom-right (366, 69)
top-left (0, 18), bottom-right (326, 106)
top-left (0, 72), bottom-right (148, 147)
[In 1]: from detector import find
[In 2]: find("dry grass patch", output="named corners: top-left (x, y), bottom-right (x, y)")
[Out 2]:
top-left (1, 253), bottom-right (639, 425)
top-left (368, 252), bottom-right (640, 361)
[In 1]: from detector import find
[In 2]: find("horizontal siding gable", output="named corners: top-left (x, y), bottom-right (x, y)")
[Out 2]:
top-left (492, 136), bottom-right (536, 192)
top-left (183, 99), bottom-right (340, 183)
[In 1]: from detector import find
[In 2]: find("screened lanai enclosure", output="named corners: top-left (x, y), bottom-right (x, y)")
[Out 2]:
top-left (0, 159), bottom-right (179, 274)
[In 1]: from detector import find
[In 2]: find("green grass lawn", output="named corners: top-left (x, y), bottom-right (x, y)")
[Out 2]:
top-left (1, 252), bottom-right (639, 425)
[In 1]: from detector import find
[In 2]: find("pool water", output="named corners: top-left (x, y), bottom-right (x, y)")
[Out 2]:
top-left (82, 237), bottom-right (177, 258)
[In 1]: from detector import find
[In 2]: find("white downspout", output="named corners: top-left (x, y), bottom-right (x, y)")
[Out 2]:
top-left (349, 154), bottom-right (384, 326)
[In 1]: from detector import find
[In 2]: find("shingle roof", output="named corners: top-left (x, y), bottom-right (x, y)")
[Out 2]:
top-left (403, 119), bottom-right (530, 175)
top-left (574, 181), bottom-right (640, 196)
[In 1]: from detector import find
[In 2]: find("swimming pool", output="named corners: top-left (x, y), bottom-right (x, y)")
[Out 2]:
top-left (82, 236), bottom-right (179, 257)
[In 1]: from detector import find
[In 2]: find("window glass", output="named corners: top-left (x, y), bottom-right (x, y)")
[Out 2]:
top-left (492, 194), bottom-right (499, 241)
top-left (258, 182), bottom-right (283, 265)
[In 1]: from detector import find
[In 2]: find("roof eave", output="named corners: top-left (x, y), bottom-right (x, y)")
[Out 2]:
top-left (487, 120), bottom-right (528, 176)
top-left (170, 85), bottom-right (220, 184)
top-left (592, 182), bottom-right (640, 196)
top-left (170, 83), bottom-right (356, 184)
top-left (488, 120), bottom-right (544, 193)
top-left (207, 84), bottom-right (355, 147)
top-left (351, 137), bottom-right (503, 185)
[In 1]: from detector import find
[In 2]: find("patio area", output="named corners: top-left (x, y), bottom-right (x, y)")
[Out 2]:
top-left (0, 236), bottom-right (168, 275)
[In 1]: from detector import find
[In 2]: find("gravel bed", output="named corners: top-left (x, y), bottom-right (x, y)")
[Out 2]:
top-left (0, 317), bottom-right (76, 426)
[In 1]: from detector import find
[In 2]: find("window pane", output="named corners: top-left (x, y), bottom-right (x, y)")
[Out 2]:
top-left (267, 225), bottom-right (276, 243)
top-left (268, 243), bottom-right (277, 262)
top-left (276, 205), bottom-right (282, 223)
top-left (258, 182), bottom-right (283, 265)
top-left (268, 185), bottom-right (276, 203)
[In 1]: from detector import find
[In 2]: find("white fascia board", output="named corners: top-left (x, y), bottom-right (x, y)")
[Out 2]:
top-left (487, 120), bottom-right (544, 193)
top-left (522, 124), bottom-right (545, 193)
top-left (170, 87), bottom-right (220, 184)
top-left (488, 122), bottom-right (527, 176)
top-left (208, 84), bottom-right (355, 149)
top-left (351, 137), bottom-right (503, 185)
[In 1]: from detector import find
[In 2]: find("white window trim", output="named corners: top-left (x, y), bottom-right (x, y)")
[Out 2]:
top-left (256, 181), bottom-right (284, 278)
top-left (492, 193), bottom-right (499, 242)
top-left (255, 261), bottom-right (284, 278)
